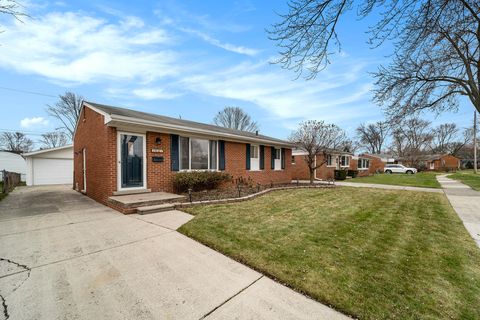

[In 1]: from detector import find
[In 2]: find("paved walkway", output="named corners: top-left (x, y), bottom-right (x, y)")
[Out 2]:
top-left (436, 175), bottom-right (480, 247)
top-left (0, 186), bottom-right (348, 320)
top-left (296, 180), bottom-right (443, 193)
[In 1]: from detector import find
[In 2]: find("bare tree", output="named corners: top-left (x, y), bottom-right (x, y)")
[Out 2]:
top-left (0, 132), bottom-right (33, 153)
top-left (0, 1), bottom-right (28, 28)
top-left (213, 106), bottom-right (259, 132)
top-left (290, 120), bottom-right (346, 183)
top-left (269, 1), bottom-right (480, 116)
top-left (450, 127), bottom-right (473, 156)
top-left (430, 123), bottom-right (459, 153)
top-left (46, 92), bottom-right (84, 139)
top-left (40, 131), bottom-right (68, 149)
top-left (391, 118), bottom-right (432, 166)
top-left (356, 121), bottom-right (390, 154)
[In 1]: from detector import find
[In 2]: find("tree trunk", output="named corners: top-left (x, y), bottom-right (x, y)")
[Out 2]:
top-left (309, 168), bottom-right (315, 185)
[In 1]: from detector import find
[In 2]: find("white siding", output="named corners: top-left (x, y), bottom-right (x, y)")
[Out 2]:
top-left (0, 152), bottom-right (27, 181)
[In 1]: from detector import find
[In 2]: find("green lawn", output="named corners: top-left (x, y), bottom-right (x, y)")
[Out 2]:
top-left (448, 171), bottom-right (480, 191)
top-left (348, 172), bottom-right (441, 188)
top-left (179, 188), bottom-right (480, 320)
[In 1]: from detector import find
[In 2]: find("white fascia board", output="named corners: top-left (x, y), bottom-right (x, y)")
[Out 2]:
top-left (22, 145), bottom-right (73, 157)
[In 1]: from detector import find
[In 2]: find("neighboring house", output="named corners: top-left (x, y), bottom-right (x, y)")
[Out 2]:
top-left (291, 149), bottom-right (353, 180)
top-left (73, 101), bottom-right (294, 212)
top-left (23, 145), bottom-right (74, 186)
top-left (349, 155), bottom-right (372, 177)
top-left (399, 154), bottom-right (460, 171)
top-left (0, 151), bottom-right (27, 181)
top-left (358, 153), bottom-right (395, 174)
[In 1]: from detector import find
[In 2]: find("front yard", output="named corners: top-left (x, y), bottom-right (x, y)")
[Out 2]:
top-left (179, 187), bottom-right (480, 319)
top-left (448, 171), bottom-right (480, 191)
top-left (348, 171), bottom-right (441, 188)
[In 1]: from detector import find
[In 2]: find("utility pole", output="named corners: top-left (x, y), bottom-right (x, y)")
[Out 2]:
top-left (474, 111), bottom-right (477, 174)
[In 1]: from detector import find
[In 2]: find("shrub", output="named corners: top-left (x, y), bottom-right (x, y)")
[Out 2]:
top-left (174, 171), bottom-right (232, 192)
top-left (347, 170), bottom-right (358, 178)
top-left (334, 170), bottom-right (347, 180)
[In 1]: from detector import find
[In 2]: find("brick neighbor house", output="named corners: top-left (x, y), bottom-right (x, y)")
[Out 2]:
top-left (73, 101), bottom-right (294, 213)
top-left (398, 154), bottom-right (461, 171)
top-left (358, 153), bottom-right (396, 174)
top-left (291, 149), bottom-right (354, 180)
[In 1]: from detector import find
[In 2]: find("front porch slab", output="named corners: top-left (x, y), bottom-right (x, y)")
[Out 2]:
top-left (108, 191), bottom-right (186, 209)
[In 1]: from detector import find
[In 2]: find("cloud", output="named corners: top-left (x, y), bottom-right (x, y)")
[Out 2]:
top-left (181, 58), bottom-right (375, 124)
top-left (20, 117), bottom-right (49, 128)
top-left (0, 11), bottom-right (178, 84)
top-left (132, 88), bottom-right (182, 100)
top-left (180, 28), bottom-right (259, 56)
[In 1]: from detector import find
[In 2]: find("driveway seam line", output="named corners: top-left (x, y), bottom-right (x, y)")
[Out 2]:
top-left (129, 215), bottom-right (178, 231)
top-left (199, 275), bottom-right (264, 319)
top-left (0, 216), bottom-right (122, 238)
top-left (0, 231), bottom-right (173, 280)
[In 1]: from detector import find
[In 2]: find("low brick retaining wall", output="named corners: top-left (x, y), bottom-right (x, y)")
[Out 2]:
top-left (174, 184), bottom-right (336, 209)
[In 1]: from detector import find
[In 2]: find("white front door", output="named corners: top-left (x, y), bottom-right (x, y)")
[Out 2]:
top-left (117, 132), bottom-right (147, 191)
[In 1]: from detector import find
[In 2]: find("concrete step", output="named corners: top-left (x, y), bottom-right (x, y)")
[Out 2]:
top-left (136, 203), bottom-right (177, 215)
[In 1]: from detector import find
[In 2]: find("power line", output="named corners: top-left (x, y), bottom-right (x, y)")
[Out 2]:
top-left (0, 128), bottom-right (51, 136)
top-left (0, 86), bottom-right (58, 98)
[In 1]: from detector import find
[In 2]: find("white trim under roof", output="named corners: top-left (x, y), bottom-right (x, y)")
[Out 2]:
top-left (22, 145), bottom-right (73, 157)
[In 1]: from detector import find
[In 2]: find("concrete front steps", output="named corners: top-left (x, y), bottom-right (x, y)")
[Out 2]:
top-left (108, 190), bottom-right (186, 214)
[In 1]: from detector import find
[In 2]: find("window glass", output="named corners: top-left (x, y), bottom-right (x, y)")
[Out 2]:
top-left (250, 145), bottom-right (259, 158)
top-left (209, 141), bottom-right (217, 170)
top-left (327, 155), bottom-right (332, 166)
top-left (191, 138), bottom-right (209, 169)
top-left (180, 137), bottom-right (189, 170)
top-left (340, 155), bottom-right (349, 166)
top-left (275, 148), bottom-right (281, 159)
top-left (291, 156), bottom-right (295, 164)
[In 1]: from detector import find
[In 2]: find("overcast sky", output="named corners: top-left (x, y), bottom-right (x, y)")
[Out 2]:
top-left (0, 0), bottom-right (475, 148)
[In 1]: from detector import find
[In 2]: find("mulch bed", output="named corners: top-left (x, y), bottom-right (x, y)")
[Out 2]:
top-left (179, 182), bottom-right (335, 203)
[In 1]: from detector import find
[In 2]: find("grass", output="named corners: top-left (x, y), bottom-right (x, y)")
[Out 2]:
top-left (179, 188), bottom-right (480, 320)
top-left (448, 171), bottom-right (480, 191)
top-left (348, 171), bottom-right (441, 188)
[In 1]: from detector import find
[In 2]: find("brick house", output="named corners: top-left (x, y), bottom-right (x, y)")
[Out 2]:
top-left (398, 154), bottom-right (460, 171)
top-left (291, 149), bottom-right (353, 180)
top-left (73, 102), bottom-right (294, 213)
top-left (358, 153), bottom-right (396, 174)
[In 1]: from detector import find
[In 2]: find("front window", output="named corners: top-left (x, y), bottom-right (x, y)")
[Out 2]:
top-left (250, 145), bottom-right (260, 170)
top-left (179, 137), bottom-right (217, 170)
top-left (274, 148), bottom-right (282, 170)
top-left (358, 158), bottom-right (369, 169)
top-left (326, 154), bottom-right (333, 166)
top-left (291, 155), bottom-right (296, 164)
top-left (340, 155), bottom-right (350, 167)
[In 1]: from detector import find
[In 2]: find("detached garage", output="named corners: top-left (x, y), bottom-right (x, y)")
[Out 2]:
top-left (24, 145), bottom-right (73, 186)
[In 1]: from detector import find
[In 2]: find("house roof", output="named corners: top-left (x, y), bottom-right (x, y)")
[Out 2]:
top-left (396, 154), bottom-right (459, 161)
top-left (84, 101), bottom-right (293, 147)
top-left (292, 148), bottom-right (353, 156)
top-left (361, 153), bottom-right (395, 160)
top-left (22, 145), bottom-right (73, 157)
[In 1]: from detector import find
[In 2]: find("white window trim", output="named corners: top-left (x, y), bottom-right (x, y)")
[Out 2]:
top-left (340, 155), bottom-right (350, 168)
top-left (250, 144), bottom-right (260, 171)
top-left (326, 154), bottom-right (336, 167)
top-left (358, 158), bottom-right (369, 170)
top-left (274, 147), bottom-right (282, 171)
top-left (82, 148), bottom-right (87, 193)
top-left (179, 136), bottom-right (219, 171)
top-left (117, 131), bottom-right (147, 192)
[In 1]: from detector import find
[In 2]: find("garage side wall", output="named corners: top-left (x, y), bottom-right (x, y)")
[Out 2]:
top-left (74, 107), bottom-right (117, 206)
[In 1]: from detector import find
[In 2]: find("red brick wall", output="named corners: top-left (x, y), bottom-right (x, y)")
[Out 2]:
top-left (73, 106), bottom-right (117, 207)
top-left (361, 154), bottom-right (386, 174)
top-left (431, 155), bottom-right (460, 171)
top-left (75, 110), bottom-right (293, 208)
top-left (291, 155), bottom-right (310, 180)
top-left (224, 141), bottom-right (292, 185)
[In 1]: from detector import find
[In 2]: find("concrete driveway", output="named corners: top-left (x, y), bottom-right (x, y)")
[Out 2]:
top-left (0, 186), bottom-right (347, 320)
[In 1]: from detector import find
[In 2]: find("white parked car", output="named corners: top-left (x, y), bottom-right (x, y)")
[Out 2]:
top-left (384, 164), bottom-right (417, 174)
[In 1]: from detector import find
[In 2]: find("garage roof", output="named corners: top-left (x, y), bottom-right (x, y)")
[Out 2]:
top-left (23, 145), bottom-right (73, 157)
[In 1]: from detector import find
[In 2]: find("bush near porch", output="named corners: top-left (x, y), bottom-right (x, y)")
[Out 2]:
top-left (179, 188), bottom-right (480, 320)
top-left (173, 171), bottom-right (232, 192)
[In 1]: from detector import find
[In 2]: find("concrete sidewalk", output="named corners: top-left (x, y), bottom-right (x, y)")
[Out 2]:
top-left (0, 186), bottom-right (348, 320)
top-left (437, 175), bottom-right (480, 247)
top-left (296, 180), bottom-right (443, 193)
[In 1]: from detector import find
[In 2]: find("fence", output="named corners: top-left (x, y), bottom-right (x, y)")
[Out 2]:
top-left (1, 170), bottom-right (22, 195)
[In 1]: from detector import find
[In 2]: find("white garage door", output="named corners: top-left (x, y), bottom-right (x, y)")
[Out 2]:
top-left (32, 158), bottom-right (73, 185)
